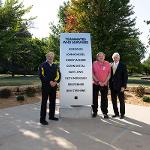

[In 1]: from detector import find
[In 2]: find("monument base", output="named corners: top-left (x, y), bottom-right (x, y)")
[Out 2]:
top-left (59, 105), bottom-right (92, 118)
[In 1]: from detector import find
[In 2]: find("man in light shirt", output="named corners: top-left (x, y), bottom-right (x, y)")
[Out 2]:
top-left (109, 52), bottom-right (128, 119)
top-left (92, 52), bottom-right (111, 118)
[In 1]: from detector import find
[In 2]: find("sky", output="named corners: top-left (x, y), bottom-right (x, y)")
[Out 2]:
top-left (130, 0), bottom-right (150, 55)
top-left (22, 0), bottom-right (68, 38)
top-left (2, 0), bottom-right (150, 59)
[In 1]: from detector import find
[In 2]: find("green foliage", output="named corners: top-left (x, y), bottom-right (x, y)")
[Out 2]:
top-left (0, 88), bottom-right (11, 98)
top-left (16, 95), bottom-right (25, 101)
top-left (143, 96), bottom-right (150, 103)
top-left (142, 55), bottom-right (150, 75)
top-left (25, 87), bottom-right (36, 97)
top-left (34, 38), bottom-right (50, 65)
top-left (54, 0), bottom-right (146, 64)
top-left (0, 0), bottom-right (33, 49)
top-left (127, 63), bottom-right (143, 74)
top-left (128, 76), bottom-right (150, 87)
top-left (0, 75), bottom-right (40, 86)
top-left (135, 85), bottom-right (145, 97)
top-left (48, 24), bottom-right (61, 62)
top-left (11, 38), bottom-right (47, 75)
top-left (0, 0), bottom-right (37, 76)
top-left (145, 20), bottom-right (150, 46)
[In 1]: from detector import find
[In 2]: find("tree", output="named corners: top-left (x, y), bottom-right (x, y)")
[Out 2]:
top-left (145, 20), bottom-right (150, 46)
top-left (47, 23), bottom-right (63, 62)
top-left (56, 0), bottom-right (145, 64)
top-left (46, 1), bottom-right (70, 62)
top-left (142, 55), bottom-right (150, 75)
top-left (26, 38), bottom-right (48, 73)
top-left (0, 0), bottom-right (34, 76)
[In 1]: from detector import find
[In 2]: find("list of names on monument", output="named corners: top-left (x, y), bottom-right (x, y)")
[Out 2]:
top-left (60, 33), bottom-right (92, 107)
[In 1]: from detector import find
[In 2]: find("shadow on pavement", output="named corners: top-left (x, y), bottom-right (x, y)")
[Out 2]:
top-left (0, 103), bottom-right (150, 150)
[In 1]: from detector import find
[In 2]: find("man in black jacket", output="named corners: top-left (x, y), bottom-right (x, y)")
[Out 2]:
top-left (109, 53), bottom-right (128, 119)
top-left (38, 52), bottom-right (61, 125)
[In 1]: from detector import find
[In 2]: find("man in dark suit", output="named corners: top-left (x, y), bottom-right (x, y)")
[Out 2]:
top-left (109, 53), bottom-right (128, 119)
top-left (38, 52), bottom-right (61, 125)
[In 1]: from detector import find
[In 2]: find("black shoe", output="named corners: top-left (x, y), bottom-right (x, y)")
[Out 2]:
top-left (49, 117), bottom-right (59, 121)
top-left (40, 120), bottom-right (48, 125)
top-left (92, 113), bottom-right (97, 118)
top-left (104, 114), bottom-right (109, 119)
top-left (120, 115), bottom-right (125, 119)
top-left (112, 114), bottom-right (119, 118)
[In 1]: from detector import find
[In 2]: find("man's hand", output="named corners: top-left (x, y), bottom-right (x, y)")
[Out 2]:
top-left (99, 82), bottom-right (105, 86)
top-left (99, 81), bottom-right (107, 86)
top-left (50, 81), bottom-right (57, 87)
top-left (121, 87), bottom-right (125, 92)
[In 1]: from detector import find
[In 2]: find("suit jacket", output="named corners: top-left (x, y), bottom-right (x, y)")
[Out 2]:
top-left (38, 61), bottom-right (61, 90)
top-left (109, 62), bottom-right (128, 92)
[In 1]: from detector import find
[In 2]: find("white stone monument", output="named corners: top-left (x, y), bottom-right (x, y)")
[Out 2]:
top-left (59, 33), bottom-right (92, 118)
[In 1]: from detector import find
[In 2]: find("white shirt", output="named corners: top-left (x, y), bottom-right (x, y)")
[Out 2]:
top-left (113, 61), bottom-right (119, 74)
top-left (46, 60), bottom-right (53, 66)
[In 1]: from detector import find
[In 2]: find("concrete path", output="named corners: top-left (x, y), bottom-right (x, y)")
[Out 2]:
top-left (0, 101), bottom-right (150, 150)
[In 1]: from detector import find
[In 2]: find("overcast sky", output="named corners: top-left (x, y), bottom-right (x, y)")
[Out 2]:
top-left (2, 0), bottom-right (150, 58)
top-left (130, 0), bottom-right (149, 45)
top-left (22, 0), bottom-right (68, 38)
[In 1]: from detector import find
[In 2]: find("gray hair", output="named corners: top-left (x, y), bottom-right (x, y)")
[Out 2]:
top-left (96, 52), bottom-right (105, 57)
top-left (112, 52), bottom-right (120, 60)
top-left (45, 52), bottom-right (54, 58)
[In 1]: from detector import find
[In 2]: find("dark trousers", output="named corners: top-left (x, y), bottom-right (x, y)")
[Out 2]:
top-left (111, 89), bottom-right (125, 116)
top-left (40, 86), bottom-right (57, 121)
top-left (92, 84), bottom-right (108, 115)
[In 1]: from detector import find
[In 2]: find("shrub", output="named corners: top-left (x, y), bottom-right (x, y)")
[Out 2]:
top-left (129, 87), bottom-right (136, 92)
top-left (0, 88), bottom-right (11, 98)
top-left (25, 87), bottom-right (36, 97)
top-left (143, 96), bottom-right (150, 103)
top-left (16, 95), bottom-right (25, 101)
top-left (15, 87), bottom-right (24, 95)
top-left (135, 86), bottom-right (145, 97)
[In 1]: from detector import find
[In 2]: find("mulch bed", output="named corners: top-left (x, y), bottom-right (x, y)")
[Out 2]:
top-left (0, 95), bottom-right (41, 109)
top-left (125, 92), bottom-right (150, 107)
top-left (0, 91), bottom-right (150, 109)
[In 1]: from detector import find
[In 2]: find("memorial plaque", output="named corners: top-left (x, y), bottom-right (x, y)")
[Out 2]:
top-left (60, 33), bottom-right (92, 107)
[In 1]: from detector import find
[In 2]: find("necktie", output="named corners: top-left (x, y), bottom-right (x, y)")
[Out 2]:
top-left (113, 63), bottom-right (117, 75)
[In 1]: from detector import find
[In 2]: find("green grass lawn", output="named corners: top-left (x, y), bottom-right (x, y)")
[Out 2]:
top-left (0, 75), bottom-right (41, 86)
top-left (128, 76), bottom-right (150, 87)
top-left (0, 74), bottom-right (149, 87)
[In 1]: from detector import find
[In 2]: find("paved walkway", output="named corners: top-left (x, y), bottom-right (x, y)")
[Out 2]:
top-left (0, 101), bottom-right (150, 150)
